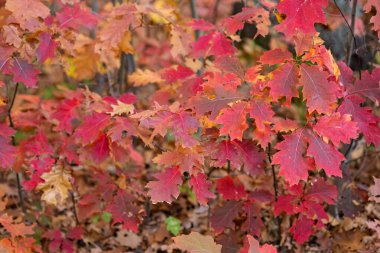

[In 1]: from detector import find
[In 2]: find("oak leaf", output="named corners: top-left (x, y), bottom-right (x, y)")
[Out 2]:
top-left (314, 113), bottom-right (359, 146)
top-left (276, 0), bottom-right (328, 35)
top-left (146, 166), bottom-right (182, 204)
top-left (272, 129), bottom-right (313, 185)
top-left (216, 101), bottom-right (248, 141)
top-left (189, 173), bottom-right (215, 205)
top-left (36, 168), bottom-right (72, 205)
top-left (172, 232), bottom-right (222, 253)
top-left (300, 65), bottom-right (341, 114)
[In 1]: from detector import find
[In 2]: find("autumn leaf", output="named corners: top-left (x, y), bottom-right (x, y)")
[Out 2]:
top-left (3, 58), bottom-right (40, 88)
top-left (314, 112), bottom-right (359, 146)
top-left (189, 173), bottom-right (215, 205)
top-left (172, 232), bottom-right (222, 253)
top-left (147, 166), bottom-right (182, 204)
top-left (306, 131), bottom-right (345, 177)
top-left (216, 176), bottom-right (246, 200)
top-left (338, 95), bottom-right (380, 146)
top-left (0, 136), bottom-right (16, 169)
top-left (57, 4), bottom-right (99, 30)
top-left (276, 0), bottom-right (328, 35)
top-left (74, 112), bottom-right (110, 145)
top-left (239, 235), bottom-right (277, 253)
top-left (272, 129), bottom-right (313, 185)
top-left (36, 168), bottom-right (72, 205)
top-left (106, 189), bottom-right (141, 232)
top-left (267, 63), bottom-right (299, 105)
top-left (0, 213), bottom-right (34, 238)
top-left (363, 0), bottom-right (380, 38)
top-left (300, 65), bottom-right (341, 114)
top-left (216, 101), bottom-right (249, 141)
top-left (5, 0), bottom-right (50, 30)
top-left (37, 32), bottom-right (57, 63)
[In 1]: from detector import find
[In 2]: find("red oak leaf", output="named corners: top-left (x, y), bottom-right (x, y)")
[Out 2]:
top-left (211, 200), bottom-right (241, 234)
top-left (364, 0), bottom-right (380, 38)
top-left (274, 195), bottom-right (297, 215)
top-left (338, 95), bottom-right (380, 146)
top-left (106, 189), bottom-right (141, 232)
top-left (189, 84), bottom-right (244, 119)
top-left (250, 98), bottom-right (274, 130)
top-left (161, 65), bottom-right (193, 84)
top-left (276, 0), bottom-right (328, 35)
top-left (300, 65), bottom-right (341, 114)
top-left (57, 4), bottom-right (99, 30)
top-left (239, 235), bottom-right (277, 253)
top-left (242, 203), bottom-right (264, 237)
top-left (189, 173), bottom-right (215, 205)
top-left (208, 140), bottom-right (241, 169)
top-left (304, 178), bottom-right (338, 205)
top-left (5, 0), bottom-right (50, 30)
top-left (75, 112), bottom-right (110, 145)
top-left (153, 147), bottom-right (204, 174)
top-left (4, 58), bottom-right (40, 88)
top-left (289, 215), bottom-right (314, 244)
top-left (253, 125), bottom-right (274, 149)
top-left (216, 101), bottom-right (249, 141)
top-left (272, 129), bottom-right (313, 185)
top-left (204, 72), bottom-right (241, 91)
top-left (259, 49), bottom-right (293, 65)
top-left (306, 131), bottom-right (345, 177)
top-left (192, 32), bottom-right (235, 58)
top-left (268, 63), bottom-right (299, 105)
top-left (88, 134), bottom-right (110, 163)
top-left (0, 136), bottom-right (15, 169)
top-left (187, 19), bottom-right (216, 31)
top-left (146, 166), bottom-right (182, 204)
top-left (347, 67), bottom-right (380, 103)
top-left (224, 7), bottom-right (270, 38)
top-left (214, 55), bottom-right (244, 78)
top-left (37, 32), bottom-right (57, 63)
top-left (216, 176), bottom-right (246, 200)
top-left (314, 112), bottom-right (359, 146)
top-left (232, 140), bottom-right (266, 175)
top-left (107, 117), bottom-right (138, 142)
top-left (51, 98), bottom-right (79, 133)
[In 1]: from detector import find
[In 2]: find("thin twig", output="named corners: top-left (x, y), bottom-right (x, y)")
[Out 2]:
top-left (268, 143), bottom-right (281, 246)
top-left (7, 83), bottom-right (26, 213)
top-left (71, 191), bottom-right (80, 225)
top-left (190, 0), bottom-right (200, 40)
top-left (347, 0), bottom-right (358, 67)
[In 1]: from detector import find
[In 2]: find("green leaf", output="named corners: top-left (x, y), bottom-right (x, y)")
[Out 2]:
top-left (165, 216), bottom-right (181, 235)
top-left (102, 211), bottom-right (112, 223)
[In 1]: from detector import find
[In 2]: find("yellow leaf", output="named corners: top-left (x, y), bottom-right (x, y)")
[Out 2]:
top-left (36, 168), bottom-right (72, 205)
top-left (109, 100), bottom-right (135, 116)
top-left (129, 68), bottom-right (163, 86)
